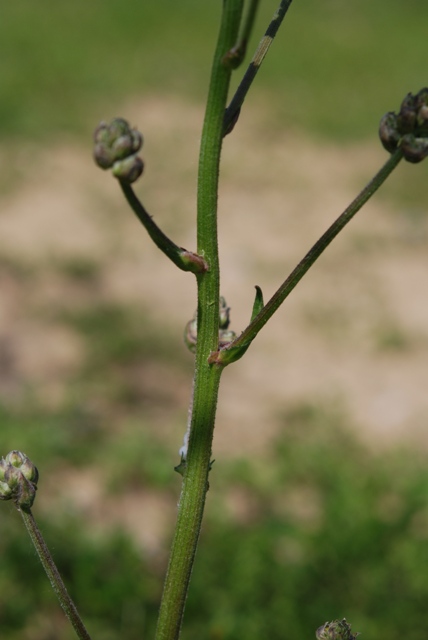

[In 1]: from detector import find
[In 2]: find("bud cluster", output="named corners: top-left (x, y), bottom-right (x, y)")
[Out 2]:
top-left (218, 296), bottom-right (237, 347)
top-left (93, 117), bottom-right (144, 183)
top-left (184, 297), bottom-right (237, 354)
top-left (0, 451), bottom-right (39, 510)
top-left (316, 619), bottom-right (359, 640)
top-left (379, 88), bottom-right (428, 163)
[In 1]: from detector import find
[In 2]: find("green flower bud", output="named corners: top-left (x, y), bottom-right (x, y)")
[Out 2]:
top-left (184, 316), bottom-right (197, 353)
top-left (218, 329), bottom-right (237, 348)
top-left (316, 619), bottom-right (359, 640)
top-left (112, 154), bottom-right (144, 184)
top-left (0, 451), bottom-right (38, 510)
top-left (416, 87), bottom-right (428, 107)
top-left (93, 118), bottom-right (144, 181)
top-left (397, 92), bottom-right (417, 133)
top-left (111, 130), bottom-right (143, 160)
top-left (417, 104), bottom-right (428, 129)
top-left (219, 296), bottom-right (231, 329)
top-left (0, 458), bottom-right (7, 481)
top-left (401, 133), bottom-right (428, 164)
top-left (106, 117), bottom-right (132, 141)
top-left (93, 142), bottom-right (115, 169)
top-left (0, 480), bottom-right (13, 499)
top-left (7, 450), bottom-right (25, 468)
top-left (379, 112), bottom-right (400, 153)
top-left (415, 88), bottom-right (428, 133)
top-left (380, 88), bottom-right (428, 160)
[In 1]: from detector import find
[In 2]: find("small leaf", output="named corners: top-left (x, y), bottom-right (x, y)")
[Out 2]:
top-left (251, 285), bottom-right (264, 322)
top-left (174, 459), bottom-right (187, 477)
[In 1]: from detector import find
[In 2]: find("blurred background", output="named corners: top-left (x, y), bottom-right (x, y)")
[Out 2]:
top-left (0, 1), bottom-right (428, 638)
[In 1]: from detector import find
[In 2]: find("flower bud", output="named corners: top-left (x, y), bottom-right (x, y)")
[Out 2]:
top-left (379, 112), bottom-right (400, 153)
top-left (106, 117), bottom-right (132, 141)
top-left (0, 451), bottom-right (38, 510)
top-left (93, 143), bottom-right (115, 169)
top-left (219, 296), bottom-right (231, 329)
top-left (401, 134), bottom-right (428, 163)
top-left (184, 316), bottom-right (197, 353)
top-left (0, 480), bottom-right (13, 499)
top-left (380, 88), bottom-right (428, 162)
top-left (397, 92), bottom-right (417, 133)
top-left (111, 130), bottom-right (143, 160)
top-left (93, 118), bottom-right (144, 182)
top-left (415, 87), bottom-right (428, 107)
top-left (218, 329), bottom-right (237, 348)
top-left (112, 155), bottom-right (144, 183)
top-left (316, 619), bottom-right (359, 640)
top-left (417, 104), bottom-right (428, 128)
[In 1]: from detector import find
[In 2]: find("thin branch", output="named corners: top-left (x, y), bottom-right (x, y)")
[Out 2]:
top-left (120, 181), bottom-right (207, 274)
top-left (19, 507), bottom-right (92, 640)
top-left (223, 0), bottom-right (261, 68)
top-left (223, 0), bottom-right (294, 134)
top-left (212, 148), bottom-right (404, 365)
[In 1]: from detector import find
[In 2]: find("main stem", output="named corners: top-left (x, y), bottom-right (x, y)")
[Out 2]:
top-left (154, 2), bottom-right (243, 639)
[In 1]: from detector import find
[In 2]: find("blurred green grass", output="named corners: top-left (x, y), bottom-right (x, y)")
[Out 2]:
top-left (1, 0), bottom-right (427, 141)
top-left (2, 402), bottom-right (428, 639)
top-left (1, 4), bottom-right (427, 638)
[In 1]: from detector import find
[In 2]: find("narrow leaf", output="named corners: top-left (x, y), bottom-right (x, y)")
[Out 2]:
top-left (251, 285), bottom-right (264, 321)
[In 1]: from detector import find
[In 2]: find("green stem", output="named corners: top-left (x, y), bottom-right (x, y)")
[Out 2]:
top-left (120, 181), bottom-right (207, 274)
top-left (154, 2), bottom-right (243, 639)
top-left (223, 0), bottom-right (261, 69)
top-left (238, 0), bottom-right (261, 56)
top-left (19, 507), bottom-right (92, 640)
top-left (215, 148), bottom-right (403, 365)
top-left (224, 0), bottom-right (294, 134)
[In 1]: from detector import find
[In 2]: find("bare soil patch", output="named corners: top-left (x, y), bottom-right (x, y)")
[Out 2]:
top-left (0, 97), bottom-right (427, 546)
top-left (1, 96), bottom-right (427, 454)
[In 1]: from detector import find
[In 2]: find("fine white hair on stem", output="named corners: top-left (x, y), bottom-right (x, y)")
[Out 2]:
top-left (179, 375), bottom-right (195, 460)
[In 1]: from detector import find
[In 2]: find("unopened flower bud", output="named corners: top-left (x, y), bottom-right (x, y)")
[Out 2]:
top-left (93, 143), bottom-right (115, 169)
top-left (0, 480), bottom-right (13, 499)
top-left (106, 117), bottom-right (132, 140)
top-left (316, 619), bottom-right (359, 640)
top-left (380, 88), bottom-right (428, 162)
top-left (416, 87), bottom-right (428, 119)
top-left (417, 104), bottom-right (428, 128)
top-left (401, 133), bottom-right (428, 164)
top-left (0, 451), bottom-right (38, 510)
top-left (379, 112), bottom-right (400, 153)
top-left (219, 297), bottom-right (231, 329)
top-left (184, 316), bottom-right (198, 353)
top-left (111, 130), bottom-right (143, 160)
top-left (218, 329), bottom-right (237, 348)
top-left (112, 155), bottom-right (144, 183)
top-left (397, 92), bottom-right (417, 133)
top-left (93, 118), bottom-right (144, 182)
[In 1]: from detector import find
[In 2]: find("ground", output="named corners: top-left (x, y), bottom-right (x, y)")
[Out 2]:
top-left (0, 95), bottom-right (427, 548)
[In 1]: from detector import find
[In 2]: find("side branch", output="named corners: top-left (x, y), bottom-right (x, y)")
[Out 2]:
top-left (222, 0), bottom-right (261, 69)
top-left (212, 148), bottom-right (403, 365)
top-left (223, 0), bottom-right (294, 135)
top-left (120, 182), bottom-right (208, 274)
